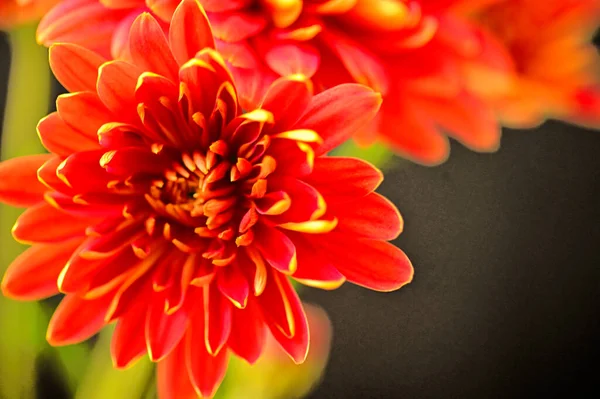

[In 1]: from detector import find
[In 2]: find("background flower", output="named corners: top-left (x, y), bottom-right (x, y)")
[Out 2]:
top-left (474, 0), bottom-right (600, 128)
top-left (0, 0), bottom-right (60, 29)
top-left (36, 0), bottom-right (514, 165)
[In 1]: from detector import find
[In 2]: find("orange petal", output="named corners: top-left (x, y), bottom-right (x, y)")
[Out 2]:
top-left (38, 112), bottom-right (100, 156)
top-left (322, 233), bottom-right (413, 292)
top-left (13, 203), bottom-right (90, 244)
top-left (0, 154), bottom-right (51, 207)
top-left (1, 238), bottom-right (82, 300)
top-left (296, 84), bottom-right (382, 155)
top-left (49, 43), bottom-right (106, 93)
top-left (97, 60), bottom-right (144, 124)
top-left (331, 192), bottom-right (403, 240)
top-left (47, 293), bottom-right (112, 346)
top-left (129, 12), bottom-right (179, 82)
top-left (266, 177), bottom-right (326, 224)
top-left (169, 0), bottom-right (215, 66)
top-left (147, 0), bottom-right (180, 21)
top-left (56, 92), bottom-right (113, 139)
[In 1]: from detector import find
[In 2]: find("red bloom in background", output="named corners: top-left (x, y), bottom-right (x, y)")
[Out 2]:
top-left (0, 0), bottom-right (59, 29)
top-left (474, 0), bottom-right (600, 128)
top-left (1, 1), bottom-right (413, 397)
top-left (37, 0), bottom-right (512, 165)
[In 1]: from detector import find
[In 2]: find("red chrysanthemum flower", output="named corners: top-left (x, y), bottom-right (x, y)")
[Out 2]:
top-left (37, 0), bottom-right (512, 165)
top-left (1, 1), bottom-right (413, 397)
top-left (0, 0), bottom-right (59, 29)
top-left (474, 0), bottom-right (600, 128)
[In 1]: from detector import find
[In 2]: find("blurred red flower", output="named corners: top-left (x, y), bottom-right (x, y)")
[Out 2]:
top-left (1, 1), bottom-right (412, 397)
top-left (0, 0), bottom-right (59, 29)
top-left (474, 0), bottom-right (600, 128)
top-left (37, 0), bottom-right (513, 165)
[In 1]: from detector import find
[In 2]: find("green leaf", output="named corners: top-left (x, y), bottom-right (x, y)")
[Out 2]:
top-left (330, 140), bottom-right (399, 170)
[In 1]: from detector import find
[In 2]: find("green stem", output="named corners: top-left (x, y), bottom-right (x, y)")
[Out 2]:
top-left (0, 23), bottom-right (52, 399)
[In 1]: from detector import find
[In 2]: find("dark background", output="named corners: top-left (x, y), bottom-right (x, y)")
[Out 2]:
top-left (1, 32), bottom-right (599, 399)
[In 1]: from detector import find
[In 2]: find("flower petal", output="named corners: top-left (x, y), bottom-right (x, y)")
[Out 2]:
top-left (47, 293), bottom-right (112, 346)
top-left (0, 154), bottom-right (51, 207)
top-left (13, 203), bottom-right (90, 244)
top-left (321, 233), bottom-right (413, 292)
top-left (111, 301), bottom-right (148, 369)
top-left (264, 43), bottom-right (320, 78)
top-left (158, 340), bottom-right (199, 399)
top-left (304, 157), bottom-right (382, 202)
top-left (290, 234), bottom-right (345, 290)
top-left (296, 84), bottom-right (382, 155)
top-left (146, 294), bottom-right (189, 361)
top-left (260, 75), bottom-right (312, 131)
top-left (204, 283), bottom-right (232, 356)
top-left (129, 12), bottom-right (179, 82)
top-left (49, 43), bottom-right (106, 93)
top-left (169, 0), bottom-right (215, 66)
top-left (254, 223), bottom-right (297, 274)
top-left (1, 238), bottom-right (82, 300)
top-left (186, 305), bottom-right (229, 398)
top-left (217, 263), bottom-right (250, 309)
top-left (330, 192), bottom-right (403, 240)
top-left (97, 60), bottom-right (143, 125)
top-left (258, 268), bottom-right (309, 364)
top-left (38, 112), bottom-right (100, 156)
top-left (228, 299), bottom-right (266, 364)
